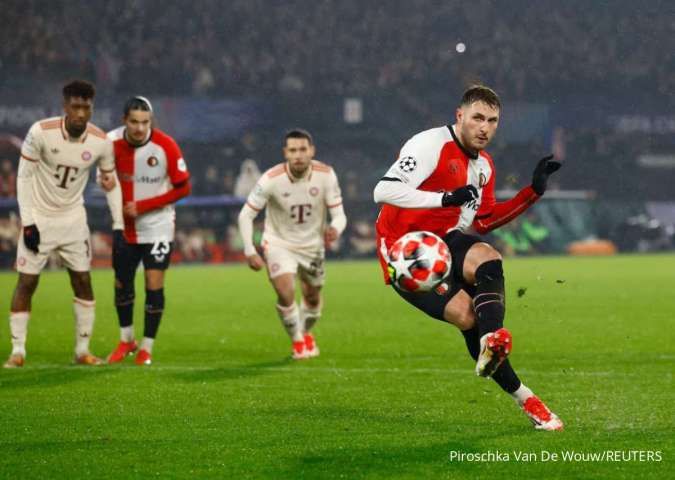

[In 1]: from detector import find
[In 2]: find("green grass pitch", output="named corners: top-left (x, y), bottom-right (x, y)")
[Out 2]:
top-left (0, 255), bottom-right (673, 479)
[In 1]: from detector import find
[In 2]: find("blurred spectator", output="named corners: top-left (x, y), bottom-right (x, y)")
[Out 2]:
top-left (0, 159), bottom-right (17, 198)
top-left (233, 159), bottom-right (261, 198)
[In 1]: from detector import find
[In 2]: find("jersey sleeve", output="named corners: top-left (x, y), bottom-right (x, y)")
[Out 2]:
top-left (245, 174), bottom-right (271, 212)
top-left (326, 168), bottom-right (343, 208)
top-left (165, 137), bottom-right (190, 184)
top-left (97, 139), bottom-right (116, 172)
top-left (20, 122), bottom-right (43, 162)
top-left (380, 132), bottom-right (440, 188)
top-left (473, 157), bottom-right (539, 234)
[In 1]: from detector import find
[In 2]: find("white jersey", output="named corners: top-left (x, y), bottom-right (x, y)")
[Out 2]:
top-left (246, 160), bottom-right (343, 252)
top-left (20, 116), bottom-right (114, 218)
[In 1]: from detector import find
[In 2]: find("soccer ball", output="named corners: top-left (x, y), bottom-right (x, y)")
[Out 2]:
top-left (387, 231), bottom-right (451, 292)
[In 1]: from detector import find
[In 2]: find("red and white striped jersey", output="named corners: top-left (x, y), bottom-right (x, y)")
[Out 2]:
top-left (374, 125), bottom-right (539, 282)
top-left (107, 127), bottom-right (190, 244)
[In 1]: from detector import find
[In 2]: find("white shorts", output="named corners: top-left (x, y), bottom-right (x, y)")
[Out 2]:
top-left (16, 211), bottom-right (91, 274)
top-left (263, 243), bottom-right (325, 287)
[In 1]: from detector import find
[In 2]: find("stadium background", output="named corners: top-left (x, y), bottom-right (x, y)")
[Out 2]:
top-left (1, 1), bottom-right (674, 479)
top-left (1, 0), bottom-right (674, 268)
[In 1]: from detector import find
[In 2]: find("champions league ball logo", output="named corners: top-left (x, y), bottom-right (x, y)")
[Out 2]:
top-left (398, 156), bottom-right (417, 173)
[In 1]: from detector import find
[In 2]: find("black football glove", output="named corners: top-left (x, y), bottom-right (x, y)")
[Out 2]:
top-left (442, 185), bottom-right (479, 207)
top-left (112, 229), bottom-right (125, 255)
top-left (23, 225), bottom-right (40, 254)
top-left (531, 154), bottom-right (562, 196)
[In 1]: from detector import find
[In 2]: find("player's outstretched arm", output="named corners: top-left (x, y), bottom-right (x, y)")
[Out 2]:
top-left (473, 154), bottom-right (562, 234)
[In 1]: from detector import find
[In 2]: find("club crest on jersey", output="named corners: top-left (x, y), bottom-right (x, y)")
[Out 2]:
top-left (398, 156), bottom-right (417, 173)
top-left (309, 187), bottom-right (319, 196)
top-left (479, 172), bottom-right (487, 187)
top-left (81, 151), bottom-right (92, 161)
top-left (147, 156), bottom-right (159, 167)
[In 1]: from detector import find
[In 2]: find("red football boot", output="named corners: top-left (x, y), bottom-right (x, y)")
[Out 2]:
top-left (107, 341), bottom-right (138, 364)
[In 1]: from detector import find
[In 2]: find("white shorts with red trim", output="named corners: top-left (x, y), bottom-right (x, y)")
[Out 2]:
top-left (16, 211), bottom-right (91, 274)
top-left (263, 242), bottom-right (325, 287)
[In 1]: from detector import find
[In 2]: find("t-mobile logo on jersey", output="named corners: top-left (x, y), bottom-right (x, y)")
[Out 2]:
top-left (291, 204), bottom-right (312, 224)
top-left (55, 164), bottom-right (79, 189)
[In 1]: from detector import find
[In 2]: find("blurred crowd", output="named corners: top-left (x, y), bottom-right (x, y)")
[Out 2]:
top-left (1, 0), bottom-right (672, 101)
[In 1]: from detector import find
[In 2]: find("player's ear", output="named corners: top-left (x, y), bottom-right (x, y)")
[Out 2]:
top-left (455, 107), bottom-right (463, 124)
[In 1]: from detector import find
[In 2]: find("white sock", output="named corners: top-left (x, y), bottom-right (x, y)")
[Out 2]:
top-left (120, 326), bottom-right (134, 343)
top-left (299, 299), bottom-right (322, 334)
top-left (276, 303), bottom-right (303, 342)
top-left (9, 311), bottom-right (30, 357)
top-left (140, 337), bottom-right (154, 354)
top-left (73, 298), bottom-right (95, 357)
top-left (511, 384), bottom-right (535, 405)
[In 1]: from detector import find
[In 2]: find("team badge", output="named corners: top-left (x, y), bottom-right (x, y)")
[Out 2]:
top-left (177, 158), bottom-right (187, 172)
top-left (147, 156), bottom-right (159, 167)
top-left (309, 187), bottom-right (319, 196)
top-left (434, 282), bottom-right (449, 295)
top-left (17, 257), bottom-right (26, 266)
top-left (81, 151), bottom-right (92, 161)
top-left (479, 172), bottom-right (487, 187)
top-left (271, 263), bottom-right (280, 273)
top-left (398, 156), bottom-right (417, 173)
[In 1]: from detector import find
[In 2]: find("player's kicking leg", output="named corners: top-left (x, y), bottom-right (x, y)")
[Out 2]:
top-left (299, 278), bottom-right (322, 358)
top-left (4, 273), bottom-right (39, 368)
top-left (68, 269), bottom-right (104, 366)
top-left (445, 246), bottom-right (563, 431)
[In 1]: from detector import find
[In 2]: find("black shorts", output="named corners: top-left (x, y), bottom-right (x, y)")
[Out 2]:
top-left (393, 230), bottom-right (483, 322)
top-left (113, 239), bottom-right (174, 283)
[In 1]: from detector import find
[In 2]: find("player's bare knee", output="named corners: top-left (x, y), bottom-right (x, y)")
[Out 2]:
top-left (463, 243), bottom-right (502, 284)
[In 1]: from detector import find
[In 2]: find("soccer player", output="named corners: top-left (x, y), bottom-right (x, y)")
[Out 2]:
top-left (4, 80), bottom-right (120, 368)
top-left (373, 85), bottom-right (564, 431)
top-left (103, 96), bottom-right (191, 366)
top-left (238, 129), bottom-right (347, 359)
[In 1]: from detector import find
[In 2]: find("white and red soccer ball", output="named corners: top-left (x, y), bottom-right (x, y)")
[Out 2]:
top-left (387, 231), bottom-right (451, 292)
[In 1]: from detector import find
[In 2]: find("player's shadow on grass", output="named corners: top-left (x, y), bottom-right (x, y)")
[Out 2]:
top-left (169, 358), bottom-right (293, 383)
top-left (0, 367), bottom-right (114, 391)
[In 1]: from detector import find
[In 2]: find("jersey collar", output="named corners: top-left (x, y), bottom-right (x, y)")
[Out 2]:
top-left (123, 128), bottom-right (153, 148)
top-left (61, 117), bottom-right (88, 143)
top-left (284, 162), bottom-right (313, 182)
top-left (448, 124), bottom-right (479, 160)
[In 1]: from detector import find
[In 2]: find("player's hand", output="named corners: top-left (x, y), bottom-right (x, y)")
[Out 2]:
top-left (100, 173), bottom-right (117, 192)
top-left (112, 230), bottom-right (125, 254)
top-left (23, 225), bottom-right (40, 254)
top-left (324, 226), bottom-right (339, 246)
top-left (441, 185), bottom-right (479, 207)
top-left (246, 254), bottom-right (265, 271)
top-left (531, 154), bottom-right (562, 196)
top-left (123, 202), bottom-right (138, 219)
